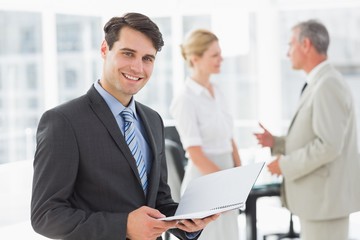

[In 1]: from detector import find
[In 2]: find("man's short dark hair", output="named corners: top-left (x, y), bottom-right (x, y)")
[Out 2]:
top-left (103, 12), bottom-right (164, 52)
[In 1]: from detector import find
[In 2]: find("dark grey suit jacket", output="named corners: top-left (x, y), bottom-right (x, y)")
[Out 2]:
top-left (31, 86), bottom-right (191, 240)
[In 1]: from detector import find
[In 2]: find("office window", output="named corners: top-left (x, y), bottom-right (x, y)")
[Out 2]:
top-left (28, 116), bottom-right (39, 128)
top-left (183, 15), bottom-right (211, 35)
top-left (26, 63), bottom-right (38, 89)
top-left (0, 140), bottom-right (7, 164)
top-left (0, 65), bottom-right (2, 90)
top-left (0, 11), bottom-right (42, 55)
top-left (64, 68), bottom-right (78, 88)
top-left (217, 13), bottom-right (258, 147)
top-left (56, 14), bottom-right (102, 104)
top-left (1, 2), bottom-right (359, 164)
top-left (28, 97), bottom-right (38, 109)
top-left (0, 13), bottom-right (4, 56)
top-left (20, 26), bottom-right (37, 53)
top-left (90, 20), bottom-right (102, 50)
top-left (92, 60), bottom-right (101, 82)
top-left (182, 15), bottom-right (212, 75)
top-left (57, 20), bottom-right (82, 52)
top-left (0, 11), bottom-right (42, 164)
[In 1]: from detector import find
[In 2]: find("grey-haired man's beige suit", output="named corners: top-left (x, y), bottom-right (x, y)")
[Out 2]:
top-left (272, 63), bottom-right (360, 239)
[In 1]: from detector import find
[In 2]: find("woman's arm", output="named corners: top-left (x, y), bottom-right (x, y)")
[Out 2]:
top-left (187, 146), bottom-right (221, 175)
top-left (231, 139), bottom-right (241, 167)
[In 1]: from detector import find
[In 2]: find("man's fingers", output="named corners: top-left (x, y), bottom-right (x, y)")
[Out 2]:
top-left (176, 219), bottom-right (203, 233)
top-left (254, 133), bottom-right (261, 138)
top-left (176, 214), bottom-right (220, 232)
top-left (144, 207), bottom-right (166, 219)
top-left (258, 122), bottom-right (265, 130)
top-left (204, 214), bottom-right (220, 223)
top-left (258, 122), bottom-right (270, 134)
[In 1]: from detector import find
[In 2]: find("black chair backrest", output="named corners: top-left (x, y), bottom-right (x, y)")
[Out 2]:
top-left (164, 126), bottom-right (187, 161)
top-left (164, 139), bottom-right (186, 181)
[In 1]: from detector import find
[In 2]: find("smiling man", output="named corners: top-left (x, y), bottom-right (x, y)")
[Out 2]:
top-left (31, 13), bottom-right (217, 240)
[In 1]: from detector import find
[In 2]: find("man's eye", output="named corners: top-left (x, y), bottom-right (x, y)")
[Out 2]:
top-left (123, 52), bottom-right (133, 57)
top-left (143, 57), bottom-right (154, 62)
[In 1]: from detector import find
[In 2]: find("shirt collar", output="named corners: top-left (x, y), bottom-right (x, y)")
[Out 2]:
top-left (185, 77), bottom-right (210, 96)
top-left (306, 59), bottom-right (329, 84)
top-left (94, 80), bottom-right (138, 119)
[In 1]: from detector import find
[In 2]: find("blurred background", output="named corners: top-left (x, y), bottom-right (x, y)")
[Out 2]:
top-left (0, 0), bottom-right (360, 239)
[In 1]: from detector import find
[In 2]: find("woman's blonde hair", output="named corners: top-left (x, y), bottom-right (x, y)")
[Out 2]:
top-left (180, 29), bottom-right (218, 67)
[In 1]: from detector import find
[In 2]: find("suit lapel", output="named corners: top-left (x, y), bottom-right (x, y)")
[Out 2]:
top-left (288, 88), bottom-right (309, 133)
top-left (86, 86), bottom-right (141, 184)
top-left (288, 64), bottom-right (331, 133)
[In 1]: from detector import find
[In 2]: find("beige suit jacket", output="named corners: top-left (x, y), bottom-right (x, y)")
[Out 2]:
top-left (272, 63), bottom-right (360, 220)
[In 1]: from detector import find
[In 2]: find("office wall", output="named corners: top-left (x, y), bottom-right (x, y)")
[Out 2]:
top-left (0, 0), bottom-right (359, 161)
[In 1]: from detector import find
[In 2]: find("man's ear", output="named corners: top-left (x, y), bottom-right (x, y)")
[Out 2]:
top-left (302, 37), bottom-right (312, 53)
top-left (100, 40), bottom-right (108, 58)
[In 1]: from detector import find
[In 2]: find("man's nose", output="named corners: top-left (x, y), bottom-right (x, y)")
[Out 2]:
top-left (130, 58), bottom-right (143, 73)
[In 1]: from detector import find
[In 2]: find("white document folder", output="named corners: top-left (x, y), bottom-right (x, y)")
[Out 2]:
top-left (161, 162), bottom-right (265, 221)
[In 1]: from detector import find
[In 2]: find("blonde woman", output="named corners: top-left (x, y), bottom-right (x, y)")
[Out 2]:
top-left (170, 29), bottom-right (241, 240)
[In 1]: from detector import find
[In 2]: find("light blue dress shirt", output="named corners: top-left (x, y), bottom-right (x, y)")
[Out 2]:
top-left (94, 81), bottom-right (152, 174)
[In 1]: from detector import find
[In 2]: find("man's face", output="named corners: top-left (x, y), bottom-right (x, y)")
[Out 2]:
top-left (287, 28), bottom-right (306, 70)
top-left (100, 26), bottom-right (157, 106)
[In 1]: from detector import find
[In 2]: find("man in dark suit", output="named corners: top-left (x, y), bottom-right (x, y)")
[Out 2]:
top-left (31, 12), bottom-right (217, 240)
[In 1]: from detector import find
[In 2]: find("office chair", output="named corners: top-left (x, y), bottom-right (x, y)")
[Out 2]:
top-left (263, 212), bottom-right (300, 240)
top-left (164, 139), bottom-right (186, 202)
top-left (164, 126), bottom-right (187, 161)
top-left (164, 127), bottom-right (188, 240)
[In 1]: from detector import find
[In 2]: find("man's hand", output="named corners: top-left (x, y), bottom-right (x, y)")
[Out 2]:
top-left (254, 123), bottom-right (274, 148)
top-left (126, 206), bottom-right (177, 240)
top-left (267, 155), bottom-right (282, 176)
top-left (175, 214), bottom-right (220, 233)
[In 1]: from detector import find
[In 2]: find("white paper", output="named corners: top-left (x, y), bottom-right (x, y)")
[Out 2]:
top-left (160, 162), bottom-right (265, 221)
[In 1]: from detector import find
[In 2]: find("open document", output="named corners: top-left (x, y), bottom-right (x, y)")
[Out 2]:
top-left (161, 162), bottom-right (265, 221)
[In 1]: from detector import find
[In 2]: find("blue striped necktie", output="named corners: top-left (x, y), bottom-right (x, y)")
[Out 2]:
top-left (121, 108), bottom-right (148, 195)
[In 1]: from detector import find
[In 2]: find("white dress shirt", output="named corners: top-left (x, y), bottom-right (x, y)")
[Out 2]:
top-left (170, 77), bottom-right (234, 155)
top-left (306, 59), bottom-right (329, 84)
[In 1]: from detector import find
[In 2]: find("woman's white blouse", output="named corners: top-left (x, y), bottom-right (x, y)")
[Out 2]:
top-left (170, 78), bottom-right (234, 155)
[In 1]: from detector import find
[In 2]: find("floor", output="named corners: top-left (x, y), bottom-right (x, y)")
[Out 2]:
top-left (239, 197), bottom-right (360, 240)
top-left (165, 196), bottom-right (360, 240)
top-left (1, 160), bottom-right (360, 239)
top-left (1, 204), bottom-right (359, 240)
